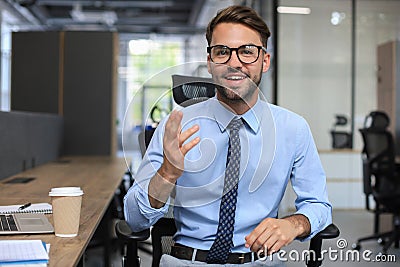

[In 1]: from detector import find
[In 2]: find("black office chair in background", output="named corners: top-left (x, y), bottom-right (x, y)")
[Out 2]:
top-left (116, 74), bottom-right (340, 267)
top-left (352, 111), bottom-right (400, 254)
top-left (360, 111), bottom-right (392, 235)
top-left (330, 114), bottom-right (352, 149)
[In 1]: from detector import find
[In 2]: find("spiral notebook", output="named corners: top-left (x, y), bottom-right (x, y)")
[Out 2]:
top-left (0, 203), bottom-right (52, 215)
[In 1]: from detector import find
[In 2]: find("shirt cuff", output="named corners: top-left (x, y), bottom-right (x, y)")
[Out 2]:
top-left (136, 179), bottom-right (169, 219)
top-left (294, 205), bottom-right (332, 241)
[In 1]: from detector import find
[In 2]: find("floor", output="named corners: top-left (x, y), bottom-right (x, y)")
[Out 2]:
top-left (84, 209), bottom-right (399, 267)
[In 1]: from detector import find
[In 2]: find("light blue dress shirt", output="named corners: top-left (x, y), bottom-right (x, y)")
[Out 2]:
top-left (124, 97), bottom-right (332, 253)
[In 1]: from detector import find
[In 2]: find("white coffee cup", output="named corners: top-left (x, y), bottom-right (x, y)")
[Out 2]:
top-left (49, 187), bottom-right (84, 237)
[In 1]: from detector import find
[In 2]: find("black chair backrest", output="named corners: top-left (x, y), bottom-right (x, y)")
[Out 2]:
top-left (360, 129), bottom-right (395, 188)
top-left (359, 111), bottom-right (397, 198)
top-left (360, 111), bottom-right (394, 174)
top-left (363, 111), bottom-right (390, 129)
top-left (171, 74), bottom-right (215, 107)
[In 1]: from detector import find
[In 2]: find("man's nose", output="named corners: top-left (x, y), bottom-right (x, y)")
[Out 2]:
top-left (226, 50), bottom-right (243, 68)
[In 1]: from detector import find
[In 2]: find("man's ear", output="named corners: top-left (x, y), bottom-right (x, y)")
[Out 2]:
top-left (262, 53), bottom-right (271, 73)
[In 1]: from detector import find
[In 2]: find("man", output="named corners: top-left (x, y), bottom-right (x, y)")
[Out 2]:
top-left (124, 5), bottom-right (332, 266)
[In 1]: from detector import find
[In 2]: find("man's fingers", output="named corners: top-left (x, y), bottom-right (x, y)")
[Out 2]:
top-left (261, 233), bottom-right (280, 255)
top-left (245, 218), bottom-right (295, 255)
top-left (181, 137), bottom-right (200, 155)
top-left (165, 110), bottom-right (183, 138)
top-left (164, 109), bottom-right (200, 155)
top-left (246, 230), bottom-right (284, 255)
top-left (268, 239), bottom-right (286, 255)
top-left (245, 219), bottom-right (270, 249)
top-left (246, 227), bottom-right (271, 252)
top-left (179, 124), bottom-right (199, 147)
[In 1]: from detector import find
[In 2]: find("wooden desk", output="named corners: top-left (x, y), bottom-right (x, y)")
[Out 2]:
top-left (0, 156), bottom-right (128, 267)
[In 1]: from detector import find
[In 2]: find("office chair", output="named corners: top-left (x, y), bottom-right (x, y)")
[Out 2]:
top-left (352, 111), bottom-right (400, 254)
top-left (116, 74), bottom-right (340, 267)
top-left (360, 111), bottom-right (391, 235)
top-left (330, 114), bottom-right (352, 149)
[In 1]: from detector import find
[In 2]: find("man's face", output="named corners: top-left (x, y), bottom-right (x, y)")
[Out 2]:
top-left (207, 22), bottom-right (270, 106)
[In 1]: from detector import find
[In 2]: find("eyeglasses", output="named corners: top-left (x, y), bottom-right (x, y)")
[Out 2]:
top-left (207, 44), bottom-right (267, 64)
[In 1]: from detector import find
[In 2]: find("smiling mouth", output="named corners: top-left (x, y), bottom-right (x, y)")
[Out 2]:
top-left (225, 75), bottom-right (246, 81)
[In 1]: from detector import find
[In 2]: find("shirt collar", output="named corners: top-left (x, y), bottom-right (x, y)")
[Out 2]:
top-left (211, 97), bottom-right (263, 134)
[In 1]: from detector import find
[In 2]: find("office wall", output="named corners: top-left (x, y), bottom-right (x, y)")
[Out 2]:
top-left (0, 111), bottom-right (63, 180)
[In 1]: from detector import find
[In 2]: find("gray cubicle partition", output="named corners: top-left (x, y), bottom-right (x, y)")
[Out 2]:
top-left (11, 31), bottom-right (61, 114)
top-left (0, 111), bottom-right (63, 180)
top-left (11, 31), bottom-right (117, 156)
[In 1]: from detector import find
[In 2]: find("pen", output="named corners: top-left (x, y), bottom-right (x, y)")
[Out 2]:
top-left (18, 202), bottom-right (31, 210)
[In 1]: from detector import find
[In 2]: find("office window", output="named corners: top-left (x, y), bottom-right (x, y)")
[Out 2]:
top-left (118, 36), bottom-right (183, 153)
top-left (0, 23), bottom-right (11, 111)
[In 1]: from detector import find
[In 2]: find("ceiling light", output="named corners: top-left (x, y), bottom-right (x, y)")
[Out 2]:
top-left (277, 6), bottom-right (311, 15)
top-left (70, 3), bottom-right (117, 26)
top-left (129, 40), bottom-right (160, 55)
top-left (331, 12), bottom-right (346, 25)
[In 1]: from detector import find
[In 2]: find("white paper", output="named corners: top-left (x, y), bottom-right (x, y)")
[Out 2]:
top-left (0, 240), bottom-right (49, 263)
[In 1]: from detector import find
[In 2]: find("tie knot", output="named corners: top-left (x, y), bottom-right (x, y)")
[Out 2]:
top-left (228, 118), bottom-right (243, 131)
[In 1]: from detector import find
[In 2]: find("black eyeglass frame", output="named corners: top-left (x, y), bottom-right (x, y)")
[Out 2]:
top-left (207, 45), bottom-right (267, 64)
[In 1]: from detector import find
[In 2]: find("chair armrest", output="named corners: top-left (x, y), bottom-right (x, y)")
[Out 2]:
top-left (312, 223), bottom-right (340, 240)
top-left (115, 220), bottom-right (150, 267)
top-left (115, 219), bottom-right (150, 242)
top-left (307, 224), bottom-right (340, 267)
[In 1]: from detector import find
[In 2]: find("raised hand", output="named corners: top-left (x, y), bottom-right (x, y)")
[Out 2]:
top-left (149, 110), bottom-right (200, 208)
top-left (160, 110), bottom-right (200, 182)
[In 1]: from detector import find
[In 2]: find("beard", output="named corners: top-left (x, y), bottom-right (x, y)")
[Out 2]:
top-left (215, 67), bottom-right (262, 104)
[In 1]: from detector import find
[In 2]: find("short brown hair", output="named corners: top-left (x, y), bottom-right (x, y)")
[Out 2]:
top-left (206, 5), bottom-right (271, 48)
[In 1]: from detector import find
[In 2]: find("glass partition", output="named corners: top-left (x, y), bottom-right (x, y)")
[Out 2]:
top-left (278, 0), bottom-right (352, 150)
top-left (355, 0), bottom-right (400, 149)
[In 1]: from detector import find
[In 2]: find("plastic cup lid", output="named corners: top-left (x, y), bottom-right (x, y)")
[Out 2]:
top-left (49, 187), bottom-right (84, 197)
